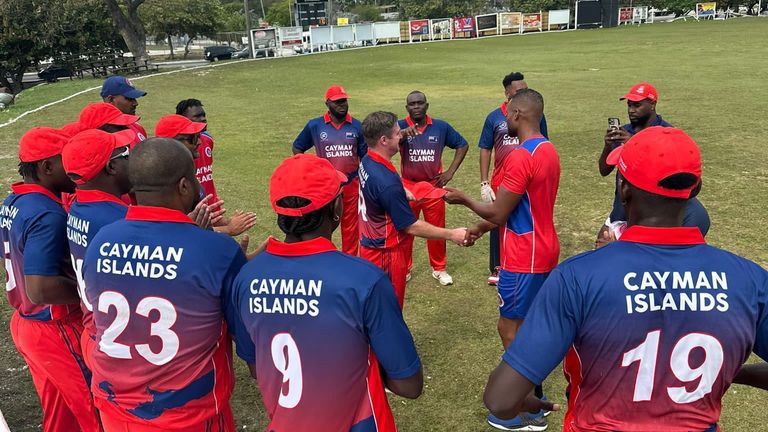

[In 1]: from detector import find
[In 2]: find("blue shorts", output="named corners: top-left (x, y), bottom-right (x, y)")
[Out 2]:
top-left (497, 270), bottom-right (550, 319)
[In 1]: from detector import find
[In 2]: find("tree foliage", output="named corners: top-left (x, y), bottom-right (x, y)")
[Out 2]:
top-left (352, 4), bottom-right (382, 22)
top-left (104, 0), bottom-right (148, 61)
top-left (0, 0), bottom-right (123, 93)
top-left (398, 0), bottom-right (488, 19)
top-left (142, 0), bottom-right (225, 59)
top-left (265, 0), bottom-right (292, 26)
top-left (506, 0), bottom-right (570, 13)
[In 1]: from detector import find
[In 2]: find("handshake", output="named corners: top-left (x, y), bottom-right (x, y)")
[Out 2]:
top-left (447, 226), bottom-right (484, 247)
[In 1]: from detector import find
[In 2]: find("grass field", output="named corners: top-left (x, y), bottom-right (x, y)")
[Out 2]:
top-left (2, 17), bottom-right (768, 431)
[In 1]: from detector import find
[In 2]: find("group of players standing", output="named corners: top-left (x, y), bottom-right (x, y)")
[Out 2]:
top-left (1, 70), bottom-right (768, 432)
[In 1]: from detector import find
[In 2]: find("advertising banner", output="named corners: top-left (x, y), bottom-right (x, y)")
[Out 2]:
top-left (278, 26), bottom-right (303, 46)
top-left (696, 2), bottom-right (716, 17)
top-left (410, 19), bottom-right (430, 36)
top-left (476, 13), bottom-right (499, 32)
top-left (522, 13), bottom-right (542, 30)
top-left (453, 16), bottom-right (474, 33)
top-left (337, 17), bottom-right (349, 26)
top-left (500, 12), bottom-right (523, 32)
top-left (619, 7), bottom-right (634, 23)
top-left (431, 18), bottom-right (452, 39)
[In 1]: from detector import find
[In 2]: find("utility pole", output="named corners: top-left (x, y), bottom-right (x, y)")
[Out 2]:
top-left (244, 0), bottom-right (253, 55)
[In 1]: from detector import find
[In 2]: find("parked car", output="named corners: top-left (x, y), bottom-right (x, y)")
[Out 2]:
top-left (37, 64), bottom-right (72, 82)
top-left (232, 47), bottom-right (251, 59)
top-left (204, 46), bottom-right (236, 62)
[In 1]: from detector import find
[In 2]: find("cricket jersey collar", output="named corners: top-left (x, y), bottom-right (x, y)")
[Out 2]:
top-left (405, 115), bottom-right (433, 133)
top-left (620, 225), bottom-right (706, 246)
top-left (500, 101), bottom-right (508, 117)
top-left (11, 182), bottom-right (61, 204)
top-left (75, 189), bottom-right (128, 206)
top-left (125, 205), bottom-right (196, 225)
top-left (367, 150), bottom-right (397, 173)
top-left (266, 236), bottom-right (337, 256)
top-left (324, 112), bottom-right (353, 130)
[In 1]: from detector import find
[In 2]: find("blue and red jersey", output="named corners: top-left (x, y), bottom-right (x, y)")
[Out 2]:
top-left (478, 103), bottom-right (548, 186)
top-left (293, 112), bottom-right (367, 178)
top-left (503, 226), bottom-right (768, 432)
top-left (83, 205), bottom-right (253, 428)
top-left (196, 132), bottom-right (219, 203)
top-left (358, 151), bottom-right (417, 249)
top-left (1, 183), bottom-right (78, 321)
top-left (231, 236), bottom-right (421, 432)
top-left (67, 189), bottom-right (128, 335)
top-left (498, 136), bottom-right (560, 273)
top-left (397, 116), bottom-right (467, 182)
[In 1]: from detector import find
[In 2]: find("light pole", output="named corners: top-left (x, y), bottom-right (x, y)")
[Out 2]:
top-left (244, 0), bottom-right (253, 55)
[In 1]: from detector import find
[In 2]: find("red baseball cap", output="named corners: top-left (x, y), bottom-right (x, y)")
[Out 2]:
top-left (154, 114), bottom-right (206, 138)
top-left (405, 180), bottom-right (447, 201)
top-left (79, 103), bottom-right (139, 130)
top-left (270, 154), bottom-right (347, 216)
top-left (620, 82), bottom-right (658, 102)
top-left (19, 127), bottom-right (70, 162)
top-left (606, 126), bottom-right (701, 199)
top-left (325, 85), bottom-right (349, 101)
top-left (63, 129), bottom-right (135, 185)
top-left (58, 122), bottom-right (83, 138)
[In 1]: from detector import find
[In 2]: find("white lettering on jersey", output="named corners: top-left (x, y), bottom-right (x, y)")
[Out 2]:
top-left (623, 271), bottom-right (729, 314)
top-left (247, 278), bottom-right (322, 317)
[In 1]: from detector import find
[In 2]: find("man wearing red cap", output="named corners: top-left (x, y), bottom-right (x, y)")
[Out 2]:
top-left (398, 90), bottom-right (469, 286)
top-left (597, 82), bottom-right (709, 246)
top-left (484, 126), bottom-right (768, 432)
top-left (231, 153), bottom-right (423, 432)
top-left (62, 129), bottom-right (135, 366)
top-left (101, 75), bottom-right (149, 142)
top-left (359, 111), bottom-right (469, 308)
top-left (176, 98), bottom-right (219, 203)
top-left (155, 114), bottom-right (258, 237)
top-left (77, 102), bottom-right (141, 137)
top-left (0, 128), bottom-right (101, 431)
top-left (293, 85), bottom-right (367, 256)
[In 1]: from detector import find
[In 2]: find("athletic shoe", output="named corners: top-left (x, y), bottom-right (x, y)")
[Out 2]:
top-left (432, 270), bottom-right (453, 286)
top-left (405, 272), bottom-right (412, 283)
top-left (487, 412), bottom-right (547, 431)
top-left (488, 267), bottom-right (500, 286)
top-left (540, 396), bottom-right (551, 417)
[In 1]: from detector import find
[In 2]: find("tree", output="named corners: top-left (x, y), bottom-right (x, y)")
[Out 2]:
top-left (142, 0), bottom-right (225, 59)
top-left (398, 0), bottom-right (487, 19)
top-left (265, 0), bottom-right (292, 26)
top-left (104, 0), bottom-right (148, 61)
top-left (352, 4), bottom-right (381, 22)
top-left (0, 0), bottom-right (124, 93)
top-left (507, 0), bottom-right (569, 12)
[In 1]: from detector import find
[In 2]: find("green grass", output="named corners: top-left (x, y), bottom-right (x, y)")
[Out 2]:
top-left (2, 18), bottom-right (768, 431)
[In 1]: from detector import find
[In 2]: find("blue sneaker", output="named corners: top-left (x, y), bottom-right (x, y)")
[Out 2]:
top-left (487, 411), bottom-right (548, 431)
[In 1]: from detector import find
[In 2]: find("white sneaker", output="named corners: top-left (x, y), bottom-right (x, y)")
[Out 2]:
top-left (432, 270), bottom-right (453, 286)
top-left (405, 272), bottom-right (412, 283)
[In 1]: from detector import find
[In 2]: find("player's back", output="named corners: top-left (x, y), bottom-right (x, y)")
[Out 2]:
top-left (1, 186), bottom-right (78, 320)
top-left (557, 228), bottom-right (768, 431)
top-left (83, 206), bottom-right (246, 428)
top-left (233, 237), bottom-right (420, 432)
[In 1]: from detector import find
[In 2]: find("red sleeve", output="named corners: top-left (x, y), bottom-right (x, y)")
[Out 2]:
top-left (500, 150), bottom-right (534, 195)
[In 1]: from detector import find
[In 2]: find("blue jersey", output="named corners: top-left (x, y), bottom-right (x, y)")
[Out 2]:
top-left (503, 226), bottom-right (768, 432)
top-left (478, 103), bottom-right (548, 185)
top-left (1, 183), bottom-right (78, 321)
top-left (358, 151), bottom-right (417, 249)
top-left (83, 205), bottom-right (253, 428)
top-left (67, 189), bottom-right (128, 335)
top-left (293, 112), bottom-right (367, 178)
top-left (397, 116), bottom-right (467, 182)
top-left (232, 236), bottom-right (420, 432)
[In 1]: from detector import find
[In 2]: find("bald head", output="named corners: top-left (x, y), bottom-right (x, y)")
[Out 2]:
top-left (129, 138), bottom-right (195, 191)
top-left (505, 89), bottom-right (544, 138)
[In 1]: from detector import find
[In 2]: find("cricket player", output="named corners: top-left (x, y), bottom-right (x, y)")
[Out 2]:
top-left (596, 82), bottom-right (709, 246)
top-left (484, 126), bottom-right (768, 432)
top-left (398, 91), bottom-right (468, 286)
top-left (83, 138), bottom-right (254, 431)
top-left (445, 89), bottom-right (559, 430)
top-left (232, 153), bottom-right (423, 431)
top-left (101, 75), bottom-right (149, 142)
top-left (359, 111), bottom-right (468, 308)
top-left (293, 85), bottom-right (366, 256)
top-left (479, 72), bottom-right (548, 285)
top-left (1, 127), bottom-right (100, 431)
top-left (62, 129), bottom-right (134, 364)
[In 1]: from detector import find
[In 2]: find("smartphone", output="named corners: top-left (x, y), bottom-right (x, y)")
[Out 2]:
top-left (608, 117), bottom-right (621, 130)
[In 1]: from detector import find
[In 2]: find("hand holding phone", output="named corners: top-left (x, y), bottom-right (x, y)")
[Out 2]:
top-left (608, 117), bottom-right (621, 130)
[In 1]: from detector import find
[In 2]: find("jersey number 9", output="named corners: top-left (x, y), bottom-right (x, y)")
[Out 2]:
top-left (271, 333), bottom-right (303, 409)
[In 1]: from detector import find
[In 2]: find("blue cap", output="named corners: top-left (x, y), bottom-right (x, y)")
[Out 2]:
top-left (100, 76), bottom-right (147, 99)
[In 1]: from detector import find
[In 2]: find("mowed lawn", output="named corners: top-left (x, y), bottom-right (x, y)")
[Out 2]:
top-left (1, 17), bottom-right (768, 431)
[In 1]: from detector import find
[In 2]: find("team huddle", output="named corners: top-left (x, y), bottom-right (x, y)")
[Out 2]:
top-left (2, 72), bottom-right (768, 432)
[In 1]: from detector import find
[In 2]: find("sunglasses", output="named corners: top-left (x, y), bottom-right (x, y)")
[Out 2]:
top-left (109, 147), bottom-right (130, 161)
